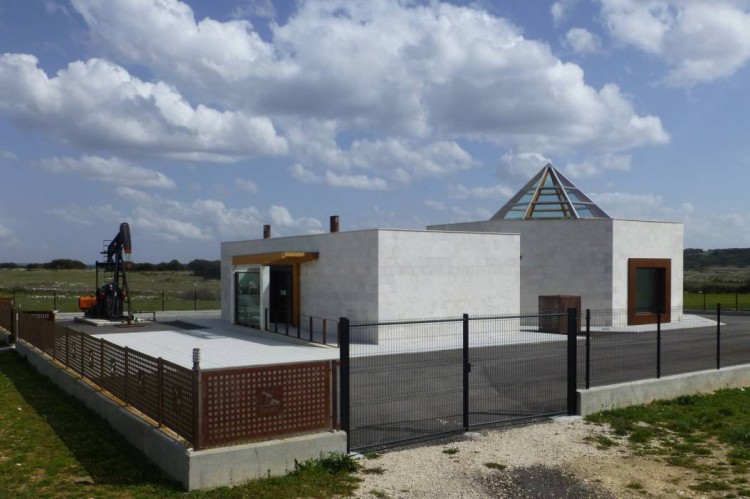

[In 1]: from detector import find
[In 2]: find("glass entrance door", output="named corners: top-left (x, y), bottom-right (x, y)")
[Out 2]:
top-left (235, 269), bottom-right (261, 328)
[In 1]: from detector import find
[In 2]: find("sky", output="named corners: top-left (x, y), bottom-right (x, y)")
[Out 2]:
top-left (1, 0), bottom-right (750, 263)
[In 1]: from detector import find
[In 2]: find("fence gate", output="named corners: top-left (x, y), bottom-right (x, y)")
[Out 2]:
top-left (342, 312), bottom-right (574, 453)
top-left (466, 314), bottom-right (569, 430)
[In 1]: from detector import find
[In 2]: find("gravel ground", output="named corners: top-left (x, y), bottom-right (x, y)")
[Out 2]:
top-left (351, 416), bottom-right (710, 498)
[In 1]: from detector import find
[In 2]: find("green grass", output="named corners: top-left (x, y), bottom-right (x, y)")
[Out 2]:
top-left (683, 291), bottom-right (750, 311)
top-left (0, 268), bottom-right (219, 312)
top-left (0, 350), bottom-right (360, 498)
top-left (586, 388), bottom-right (750, 496)
top-left (442, 447), bottom-right (459, 455)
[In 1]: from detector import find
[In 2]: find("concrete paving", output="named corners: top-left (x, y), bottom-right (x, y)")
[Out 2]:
top-left (61, 315), bottom-right (338, 369)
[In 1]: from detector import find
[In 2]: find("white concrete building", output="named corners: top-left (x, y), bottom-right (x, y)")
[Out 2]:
top-left (220, 164), bottom-right (683, 330)
top-left (428, 164), bottom-right (684, 324)
top-left (221, 228), bottom-right (521, 332)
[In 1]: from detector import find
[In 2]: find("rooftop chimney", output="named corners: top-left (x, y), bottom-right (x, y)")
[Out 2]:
top-left (263, 224), bottom-right (271, 239)
top-left (330, 215), bottom-right (340, 233)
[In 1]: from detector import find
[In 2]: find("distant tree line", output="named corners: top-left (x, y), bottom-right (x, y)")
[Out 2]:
top-left (685, 248), bottom-right (750, 270)
top-left (0, 259), bottom-right (220, 279)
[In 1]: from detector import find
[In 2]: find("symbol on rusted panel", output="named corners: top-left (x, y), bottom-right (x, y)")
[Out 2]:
top-left (87, 349), bottom-right (95, 368)
top-left (256, 386), bottom-right (283, 416)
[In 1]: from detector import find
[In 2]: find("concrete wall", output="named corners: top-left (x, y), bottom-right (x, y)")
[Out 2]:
top-left (378, 230), bottom-right (520, 318)
top-left (429, 218), bottom-right (684, 315)
top-left (222, 229), bottom-right (521, 324)
top-left (578, 365), bottom-right (750, 415)
top-left (428, 219), bottom-right (614, 312)
top-left (611, 220), bottom-right (684, 313)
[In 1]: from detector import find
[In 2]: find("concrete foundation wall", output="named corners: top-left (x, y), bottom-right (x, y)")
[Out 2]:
top-left (578, 365), bottom-right (750, 416)
top-left (611, 220), bottom-right (684, 313)
top-left (378, 230), bottom-right (520, 318)
top-left (15, 342), bottom-right (347, 491)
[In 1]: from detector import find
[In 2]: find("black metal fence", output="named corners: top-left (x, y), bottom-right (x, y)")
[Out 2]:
top-left (264, 308), bottom-right (338, 346)
top-left (339, 312), bottom-right (578, 452)
top-left (579, 305), bottom-right (750, 388)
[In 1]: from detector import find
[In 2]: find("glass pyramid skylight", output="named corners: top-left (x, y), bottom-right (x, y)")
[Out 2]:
top-left (490, 164), bottom-right (610, 220)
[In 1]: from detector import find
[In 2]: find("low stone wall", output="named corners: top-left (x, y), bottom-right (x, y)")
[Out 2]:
top-left (578, 365), bottom-right (750, 416)
top-left (14, 341), bottom-right (347, 490)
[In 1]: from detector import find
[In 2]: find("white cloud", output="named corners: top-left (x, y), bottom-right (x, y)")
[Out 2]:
top-left (0, 150), bottom-right (17, 161)
top-left (114, 187), bottom-right (321, 241)
top-left (234, 178), bottom-right (259, 193)
top-left (40, 155), bottom-right (176, 189)
top-left (566, 154), bottom-right (631, 178)
top-left (0, 222), bottom-right (21, 248)
top-left (50, 204), bottom-right (122, 226)
top-left (564, 28), bottom-right (602, 55)
top-left (324, 171), bottom-right (389, 191)
top-left (0, 54), bottom-right (287, 161)
top-left (590, 191), bottom-right (693, 221)
top-left (425, 200), bottom-right (445, 211)
top-left (552, 0), bottom-right (580, 25)
top-left (291, 162), bottom-right (389, 191)
top-left (599, 0), bottom-right (750, 86)
top-left (448, 183), bottom-right (514, 200)
top-left (497, 151), bottom-right (551, 180)
top-left (232, 0), bottom-right (277, 19)
top-left (68, 0), bottom-right (668, 156)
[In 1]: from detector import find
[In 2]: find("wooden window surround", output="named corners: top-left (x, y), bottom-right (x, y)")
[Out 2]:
top-left (628, 258), bottom-right (671, 325)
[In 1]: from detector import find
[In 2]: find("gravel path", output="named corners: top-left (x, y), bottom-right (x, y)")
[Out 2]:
top-left (351, 416), bottom-right (707, 498)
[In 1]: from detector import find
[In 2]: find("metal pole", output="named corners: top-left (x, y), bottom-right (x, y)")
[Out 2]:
top-left (567, 308), bottom-right (578, 415)
top-left (161, 290), bottom-right (165, 311)
top-left (54, 290), bottom-right (57, 310)
top-left (157, 357), bottom-right (164, 427)
top-left (309, 316), bottom-right (313, 342)
top-left (192, 348), bottom-right (202, 450)
top-left (703, 292), bottom-right (706, 310)
top-left (297, 315), bottom-right (301, 339)
top-left (736, 292), bottom-right (739, 312)
top-left (585, 309), bottom-right (591, 389)
top-left (656, 311), bottom-right (662, 379)
top-left (323, 319), bottom-right (328, 344)
top-left (339, 318), bottom-right (351, 453)
top-left (462, 313), bottom-right (470, 430)
top-left (717, 303), bottom-right (722, 370)
top-left (194, 289), bottom-right (197, 311)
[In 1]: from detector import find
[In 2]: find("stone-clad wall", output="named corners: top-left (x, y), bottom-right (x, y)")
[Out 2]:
top-left (221, 229), bottom-right (521, 324)
top-left (377, 230), bottom-right (520, 318)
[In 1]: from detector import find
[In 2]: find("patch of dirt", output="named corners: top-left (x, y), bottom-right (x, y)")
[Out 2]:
top-left (352, 418), bottom-right (745, 498)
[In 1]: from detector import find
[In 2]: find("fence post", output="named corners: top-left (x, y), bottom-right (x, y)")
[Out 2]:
top-left (14, 306), bottom-right (20, 343)
top-left (194, 289), bottom-right (197, 311)
top-left (99, 338), bottom-right (104, 391)
top-left (656, 310), bottom-right (662, 379)
top-left (339, 318), bottom-right (350, 453)
top-left (124, 347), bottom-right (130, 405)
top-left (10, 306), bottom-right (17, 343)
top-left (161, 290), bottom-right (165, 312)
top-left (158, 357), bottom-right (164, 428)
top-left (80, 332), bottom-right (85, 379)
top-left (717, 303), bottom-right (722, 370)
top-left (65, 326), bottom-right (69, 368)
top-left (193, 348), bottom-right (202, 450)
top-left (323, 319), bottom-right (328, 345)
top-left (567, 308), bottom-right (578, 415)
top-left (309, 316), bottom-right (313, 342)
top-left (53, 290), bottom-right (57, 310)
top-left (585, 309), bottom-right (591, 390)
top-left (736, 292), bottom-right (739, 312)
top-left (297, 315), bottom-right (301, 339)
top-left (462, 313), bottom-right (470, 430)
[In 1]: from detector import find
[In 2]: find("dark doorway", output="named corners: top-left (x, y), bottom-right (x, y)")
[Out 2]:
top-left (269, 266), bottom-right (293, 325)
top-left (628, 258), bottom-right (671, 325)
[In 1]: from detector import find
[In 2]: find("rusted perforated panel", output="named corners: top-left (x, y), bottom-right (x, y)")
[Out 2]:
top-left (161, 359), bottom-right (195, 443)
top-left (200, 361), bottom-right (331, 448)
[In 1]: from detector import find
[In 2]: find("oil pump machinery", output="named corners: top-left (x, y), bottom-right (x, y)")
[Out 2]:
top-left (79, 222), bottom-right (133, 321)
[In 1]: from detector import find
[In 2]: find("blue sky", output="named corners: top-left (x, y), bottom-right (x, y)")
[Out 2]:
top-left (1, 0), bottom-right (749, 263)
